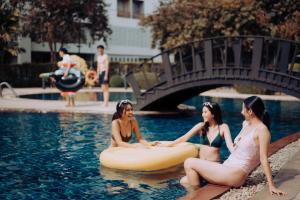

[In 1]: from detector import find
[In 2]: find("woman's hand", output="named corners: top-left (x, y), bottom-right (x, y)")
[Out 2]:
top-left (269, 185), bottom-right (287, 196)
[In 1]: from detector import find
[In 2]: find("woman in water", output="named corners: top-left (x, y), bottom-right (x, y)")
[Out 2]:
top-left (110, 99), bottom-right (158, 148)
top-left (181, 96), bottom-right (286, 195)
top-left (165, 102), bottom-right (235, 162)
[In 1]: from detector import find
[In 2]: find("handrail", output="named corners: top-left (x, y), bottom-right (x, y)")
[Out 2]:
top-left (127, 35), bottom-right (300, 73)
top-left (0, 82), bottom-right (18, 98)
top-left (125, 36), bottom-right (300, 110)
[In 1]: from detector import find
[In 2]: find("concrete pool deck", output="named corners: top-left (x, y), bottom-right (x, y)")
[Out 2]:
top-left (0, 87), bottom-right (299, 115)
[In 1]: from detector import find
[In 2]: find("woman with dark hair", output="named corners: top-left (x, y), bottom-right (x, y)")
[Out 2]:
top-left (180, 96), bottom-right (286, 196)
top-left (165, 102), bottom-right (235, 162)
top-left (110, 100), bottom-right (159, 148)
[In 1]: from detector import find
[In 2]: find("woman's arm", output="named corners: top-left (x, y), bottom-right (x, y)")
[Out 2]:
top-left (167, 122), bottom-right (204, 147)
top-left (111, 120), bottom-right (140, 148)
top-left (222, 124), bottom-right (235, 153)
top-left (258, 127), bottom-right (287, 195)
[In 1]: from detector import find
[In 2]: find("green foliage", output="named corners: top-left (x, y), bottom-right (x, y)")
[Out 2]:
top-left (17, 0), bottom-right (112, 63)
top-left (133, 71), bottom-right (157, 90)
top-left (258, 1), bottom-right (300, 40)
top-left (0, 1), bottom-right (22, 60)
top-left (141, 0), bottom-right (300, 49)
top-left (0, 63), bottom-right (52, 87)
top-left (109, 74), bottom-right (124, 87)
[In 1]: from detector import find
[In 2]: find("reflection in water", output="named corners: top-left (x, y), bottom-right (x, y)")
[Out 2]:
top-left (94, 113), bottom-right (112, 153)
top-left (76, 92), bottom-right (98, 101)
top-left (100, 165), bottom-right (185, 193)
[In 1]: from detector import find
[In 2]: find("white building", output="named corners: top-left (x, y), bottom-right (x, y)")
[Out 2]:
top-left (17, 0), bottom-right (160, 65)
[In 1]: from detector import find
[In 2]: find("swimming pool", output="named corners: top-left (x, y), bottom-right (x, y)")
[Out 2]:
top-left (0, 96), bottom-right (299, 199)
top-left (20, 92), bottom-right (135, 102)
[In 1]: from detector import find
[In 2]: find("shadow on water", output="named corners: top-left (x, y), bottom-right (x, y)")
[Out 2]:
top-left (99, 165), bottom-right (185, 193)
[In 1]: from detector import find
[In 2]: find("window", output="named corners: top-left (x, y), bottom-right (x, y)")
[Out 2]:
top-left (132, 0), bottom-right (144, 18)
top-left (117, 0), bottom-right (130, 18)
top-left (117, 0), bottom-right (144, 19)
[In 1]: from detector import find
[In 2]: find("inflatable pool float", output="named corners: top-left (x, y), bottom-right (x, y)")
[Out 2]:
top-left (99, 142), bottom-right (198, 171)
top-left (53, 72), bottom-right (85, 92)
top-left (39, 71), bottom-right (85, 92)
top-left (85, 70), bottom-right (97, 86)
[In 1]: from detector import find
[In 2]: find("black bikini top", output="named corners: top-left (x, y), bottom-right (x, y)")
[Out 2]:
top-left (112, 120), bottom-right (133, 142)
top-left (199, 126), bottom-right (224, 148)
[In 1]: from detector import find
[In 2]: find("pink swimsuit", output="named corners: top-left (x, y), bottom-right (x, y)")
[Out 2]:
top-left (223, 125), bottom-right (260, 175)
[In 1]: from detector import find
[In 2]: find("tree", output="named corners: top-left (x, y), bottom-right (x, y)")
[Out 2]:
top-left (141, 0), bottom-right (299, 50)
top-left (260, 0), bottom-right (300, 40)
top-left (17, 0), bottom-right (112, 66)
top-left (0, 0), bottom-right (23, 63)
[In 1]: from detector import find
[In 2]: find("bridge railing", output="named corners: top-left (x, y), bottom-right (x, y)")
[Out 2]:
top-left (126, 36), bottom-right (300, 98)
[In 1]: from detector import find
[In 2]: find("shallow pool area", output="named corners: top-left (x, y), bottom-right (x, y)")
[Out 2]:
top-left (0, 96), bottom-right (299, 199)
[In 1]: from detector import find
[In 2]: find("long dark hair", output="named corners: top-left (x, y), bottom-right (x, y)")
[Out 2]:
top-left (201, 102), bottom-right (223, 136)
top-left (244, 96), bottom-right (270, 129)
top-left (112, 100), bottom-right (133, 121)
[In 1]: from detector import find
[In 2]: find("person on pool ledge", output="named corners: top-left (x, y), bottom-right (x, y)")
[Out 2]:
top-left (110, 100), bottom-right (159, 148)
top-left (164, 102), bottom-right (235, 163)
top-left (180, 96), bottom-right (286, 196)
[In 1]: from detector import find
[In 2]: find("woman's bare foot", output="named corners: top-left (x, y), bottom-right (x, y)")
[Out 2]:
top-left (180, 176), bottom-right (189, 185)
top-left (180, 176), bottom-right (199, 192)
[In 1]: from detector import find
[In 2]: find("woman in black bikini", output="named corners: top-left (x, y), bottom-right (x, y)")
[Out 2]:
top-left (110, 100), bottom-right (159, 148)
top-left (165, 102), bottom-right (235, 162)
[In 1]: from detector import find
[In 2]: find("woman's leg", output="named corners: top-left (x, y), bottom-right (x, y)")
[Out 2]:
top-left (70, 96), bottom-right (75, 107)
top-left (183, 158), bottom-right (246, 187)
top-left (66, 95), bottom-right (71, 107)
top-left (102, 84), bottom-right (109, 107)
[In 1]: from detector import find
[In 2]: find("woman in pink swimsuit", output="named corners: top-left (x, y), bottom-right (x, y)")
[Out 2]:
top-left (180, 96), bottom-right (286, 195)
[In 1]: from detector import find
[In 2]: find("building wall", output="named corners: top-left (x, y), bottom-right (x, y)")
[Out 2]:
top-left (17, 0), bottom-right (160, 64)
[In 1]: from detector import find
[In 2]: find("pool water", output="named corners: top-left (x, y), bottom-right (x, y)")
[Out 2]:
top-left (0, 96), bottom-right (299, 199)
top-left (20, 92), bottom-right (135, 102)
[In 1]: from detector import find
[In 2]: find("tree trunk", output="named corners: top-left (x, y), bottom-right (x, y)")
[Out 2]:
top-left (0, 51), bottom-right (4, 64)
top-left (47, 23), bottom-right (57, 71)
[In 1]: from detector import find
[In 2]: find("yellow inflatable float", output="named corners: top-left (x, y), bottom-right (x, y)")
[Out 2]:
top-left (99, 142), bottom-right (198, 171)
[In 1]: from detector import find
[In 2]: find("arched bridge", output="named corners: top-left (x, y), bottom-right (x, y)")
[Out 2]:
top-left (125, 36), bottom-right (300, 111)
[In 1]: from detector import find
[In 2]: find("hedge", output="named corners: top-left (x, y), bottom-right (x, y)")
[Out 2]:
top-left (0, 63), bottom-right (53, 87)
top-left (109, 74), bottom-right (124, 87)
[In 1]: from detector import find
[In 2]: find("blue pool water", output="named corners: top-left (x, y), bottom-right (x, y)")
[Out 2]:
top-left (0, 96), bottom-right (299, 199)
top-left (20, 92), bottom-right (135, 102)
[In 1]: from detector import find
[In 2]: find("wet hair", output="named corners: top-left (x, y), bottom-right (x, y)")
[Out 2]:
top-left (97, 45), bottom-right (104, 49)
top-left (112, 100), bottom-right (133, 121)
top-left (59, 48), bottom-right (68, 54)
top-left (244, 96), bottom-right (270, 129)
top-left (201, 102), bottom-right (223, 136)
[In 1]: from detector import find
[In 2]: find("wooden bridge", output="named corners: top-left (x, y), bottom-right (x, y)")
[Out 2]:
top-left (125, 36), bottom-right (300, 111)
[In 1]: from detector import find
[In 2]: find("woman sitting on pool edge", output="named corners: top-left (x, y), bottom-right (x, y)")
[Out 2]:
top-left (181, 96), bottom-right (286, 195)
top-left (110, 99), bottom-right (159, 148)
top-left (164, 102), bottom-right (235, 162)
